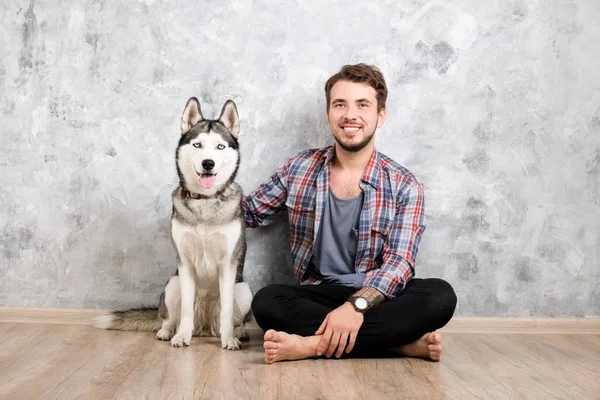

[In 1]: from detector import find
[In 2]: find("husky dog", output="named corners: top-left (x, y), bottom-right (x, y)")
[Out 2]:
top-left (95, 97), bottom-right (253, 350)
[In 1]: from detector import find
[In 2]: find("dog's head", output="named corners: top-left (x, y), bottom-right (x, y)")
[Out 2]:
top-left (176, 97), bottom-right (240, 196)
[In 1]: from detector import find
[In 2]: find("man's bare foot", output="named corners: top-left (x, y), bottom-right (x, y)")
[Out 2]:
top-left (396, 332), bottom-right (443, 361)
top-left (263, 330), bottom-right (320, 364)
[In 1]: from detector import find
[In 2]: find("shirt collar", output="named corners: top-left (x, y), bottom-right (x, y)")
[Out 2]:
top-left (360, 148), bottom-right (381, 190)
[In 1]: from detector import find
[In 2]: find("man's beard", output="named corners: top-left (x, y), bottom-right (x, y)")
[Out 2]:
top-left (333, 128), bottom-right (376, 152)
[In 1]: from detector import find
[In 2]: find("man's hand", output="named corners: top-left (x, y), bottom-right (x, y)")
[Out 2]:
top-left (315, 302), bottom-right (364, 358)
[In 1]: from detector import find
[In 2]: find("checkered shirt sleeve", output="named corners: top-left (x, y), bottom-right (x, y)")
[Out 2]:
top-left (242, 166), bottom-right (289, 228)
top-left (363, 183), bottom-right (426, 298)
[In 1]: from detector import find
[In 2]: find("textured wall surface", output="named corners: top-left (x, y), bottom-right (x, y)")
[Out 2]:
top-left (1, 0), bottom-right (599, 316)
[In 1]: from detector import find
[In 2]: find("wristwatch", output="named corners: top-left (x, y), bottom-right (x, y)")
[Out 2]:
top-left (349, 296), bottom-right (369, 313)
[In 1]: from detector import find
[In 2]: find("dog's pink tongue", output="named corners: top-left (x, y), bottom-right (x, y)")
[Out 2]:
top-left (199, 173), bottom-right (216, 189)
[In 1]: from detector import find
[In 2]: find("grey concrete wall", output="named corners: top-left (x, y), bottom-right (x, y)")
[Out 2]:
top-left (1, 0), bottom-right (598, 317)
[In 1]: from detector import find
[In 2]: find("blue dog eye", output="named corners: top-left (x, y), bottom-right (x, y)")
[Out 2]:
top-left (217, 144), bottom-right (225, 150)
top-left (193, 143), bottom-right (201, 148)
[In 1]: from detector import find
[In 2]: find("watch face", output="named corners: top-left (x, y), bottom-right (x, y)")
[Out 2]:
top-left (355, 297), bottom-right (368, 310)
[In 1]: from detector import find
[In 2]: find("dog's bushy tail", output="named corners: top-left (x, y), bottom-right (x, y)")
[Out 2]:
top-left (94, 308), bottom-right (162, 332)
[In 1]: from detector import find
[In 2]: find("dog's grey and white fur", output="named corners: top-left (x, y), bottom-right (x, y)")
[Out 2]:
top-left (95, 97), bottom-right (253, 350)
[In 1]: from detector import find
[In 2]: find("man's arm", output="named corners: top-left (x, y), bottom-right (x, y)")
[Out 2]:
top-left (242, 165), bottom-right (289, 228)
top-left (351, 182), bottom-right (426, 306)
top-left (347, 286), bottom-right (387, 309)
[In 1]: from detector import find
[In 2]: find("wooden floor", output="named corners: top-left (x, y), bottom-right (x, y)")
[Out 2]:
top-left (0, 322), bottom-right (599, 399)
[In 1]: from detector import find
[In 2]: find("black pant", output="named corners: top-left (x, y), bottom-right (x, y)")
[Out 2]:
top-left (251, 278), bottom-right (457, 358)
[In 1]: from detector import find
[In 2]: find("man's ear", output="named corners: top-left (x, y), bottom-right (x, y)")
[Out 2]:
top-left (377, 108), bottom-right (386, 128)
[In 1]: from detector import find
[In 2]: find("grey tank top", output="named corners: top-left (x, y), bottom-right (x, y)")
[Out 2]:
top-left (309, 189), bottom-right (365, 288)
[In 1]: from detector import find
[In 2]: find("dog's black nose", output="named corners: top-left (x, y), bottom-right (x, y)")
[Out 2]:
top-left (202, 159), bottom-right (215, 171)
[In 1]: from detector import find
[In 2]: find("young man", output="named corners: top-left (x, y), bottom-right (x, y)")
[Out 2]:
top-left (242, 64), bottom-right (457, 364)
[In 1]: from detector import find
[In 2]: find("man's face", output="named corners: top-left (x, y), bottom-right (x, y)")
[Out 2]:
top-left (327, 80), bottom-right (386, 153)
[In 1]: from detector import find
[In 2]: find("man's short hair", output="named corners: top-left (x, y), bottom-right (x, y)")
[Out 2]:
top-left (324, 63), bottom-right (388, 112)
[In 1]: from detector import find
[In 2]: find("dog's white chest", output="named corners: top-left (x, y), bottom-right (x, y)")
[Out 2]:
top-left (171, 219), bottom-right (241, 278)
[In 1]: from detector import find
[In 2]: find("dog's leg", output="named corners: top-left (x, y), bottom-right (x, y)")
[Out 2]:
top-left (171, 262), bottom-right (195, 347)
top-left (219, 260), bottom-right (240, 350)
top-left (157, 276), bottom-right (180, 341)
top-left (233, 282), bottom-right (253, 341)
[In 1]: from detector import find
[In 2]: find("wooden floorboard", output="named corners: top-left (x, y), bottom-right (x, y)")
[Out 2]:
top-left (0, 322), bottom-right (598, 400)
top-left (1, 307), bottom-right (599, 334)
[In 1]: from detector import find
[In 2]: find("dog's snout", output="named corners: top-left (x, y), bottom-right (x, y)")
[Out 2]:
top-left (202, 159), bottom-right (215, 171)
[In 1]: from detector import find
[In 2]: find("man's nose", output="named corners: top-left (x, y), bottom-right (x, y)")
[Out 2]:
top-left (343, 104), bottom-right (358, 119)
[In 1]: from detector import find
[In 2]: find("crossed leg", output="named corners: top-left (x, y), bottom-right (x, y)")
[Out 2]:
top-left (251, 278), bottom-right (457, 364)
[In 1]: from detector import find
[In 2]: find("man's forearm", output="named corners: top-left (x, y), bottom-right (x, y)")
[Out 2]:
top-left (348, 286), bottom-right (386, 311)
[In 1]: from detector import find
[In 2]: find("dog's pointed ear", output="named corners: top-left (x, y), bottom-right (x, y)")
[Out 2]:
top-left (218, 100), bottom-right (240, 138)
top-left (180, 97), bottom-right (203, 134)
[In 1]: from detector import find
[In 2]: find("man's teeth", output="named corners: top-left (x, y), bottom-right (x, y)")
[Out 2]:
top-left (343, 126), bottom-right (360, 132)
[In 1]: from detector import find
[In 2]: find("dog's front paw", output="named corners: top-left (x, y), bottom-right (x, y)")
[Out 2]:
top-left (235, 326), bottom-right (249, 341)
top-left (221, 336), bottom-right (241, 350)
top-left (156, 328), bottom-right (174, 341)
top-left (171, 331), bottom-right (192, 347)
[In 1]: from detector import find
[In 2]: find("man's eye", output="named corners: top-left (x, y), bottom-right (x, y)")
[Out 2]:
top-left (217, 144), bottom-right (226, 150)
top-left (193, 143), bottom-right (201, 148)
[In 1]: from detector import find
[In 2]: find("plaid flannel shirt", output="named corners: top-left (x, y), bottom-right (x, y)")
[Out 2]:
top-left (242, 145), bottom-right (426, 298)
